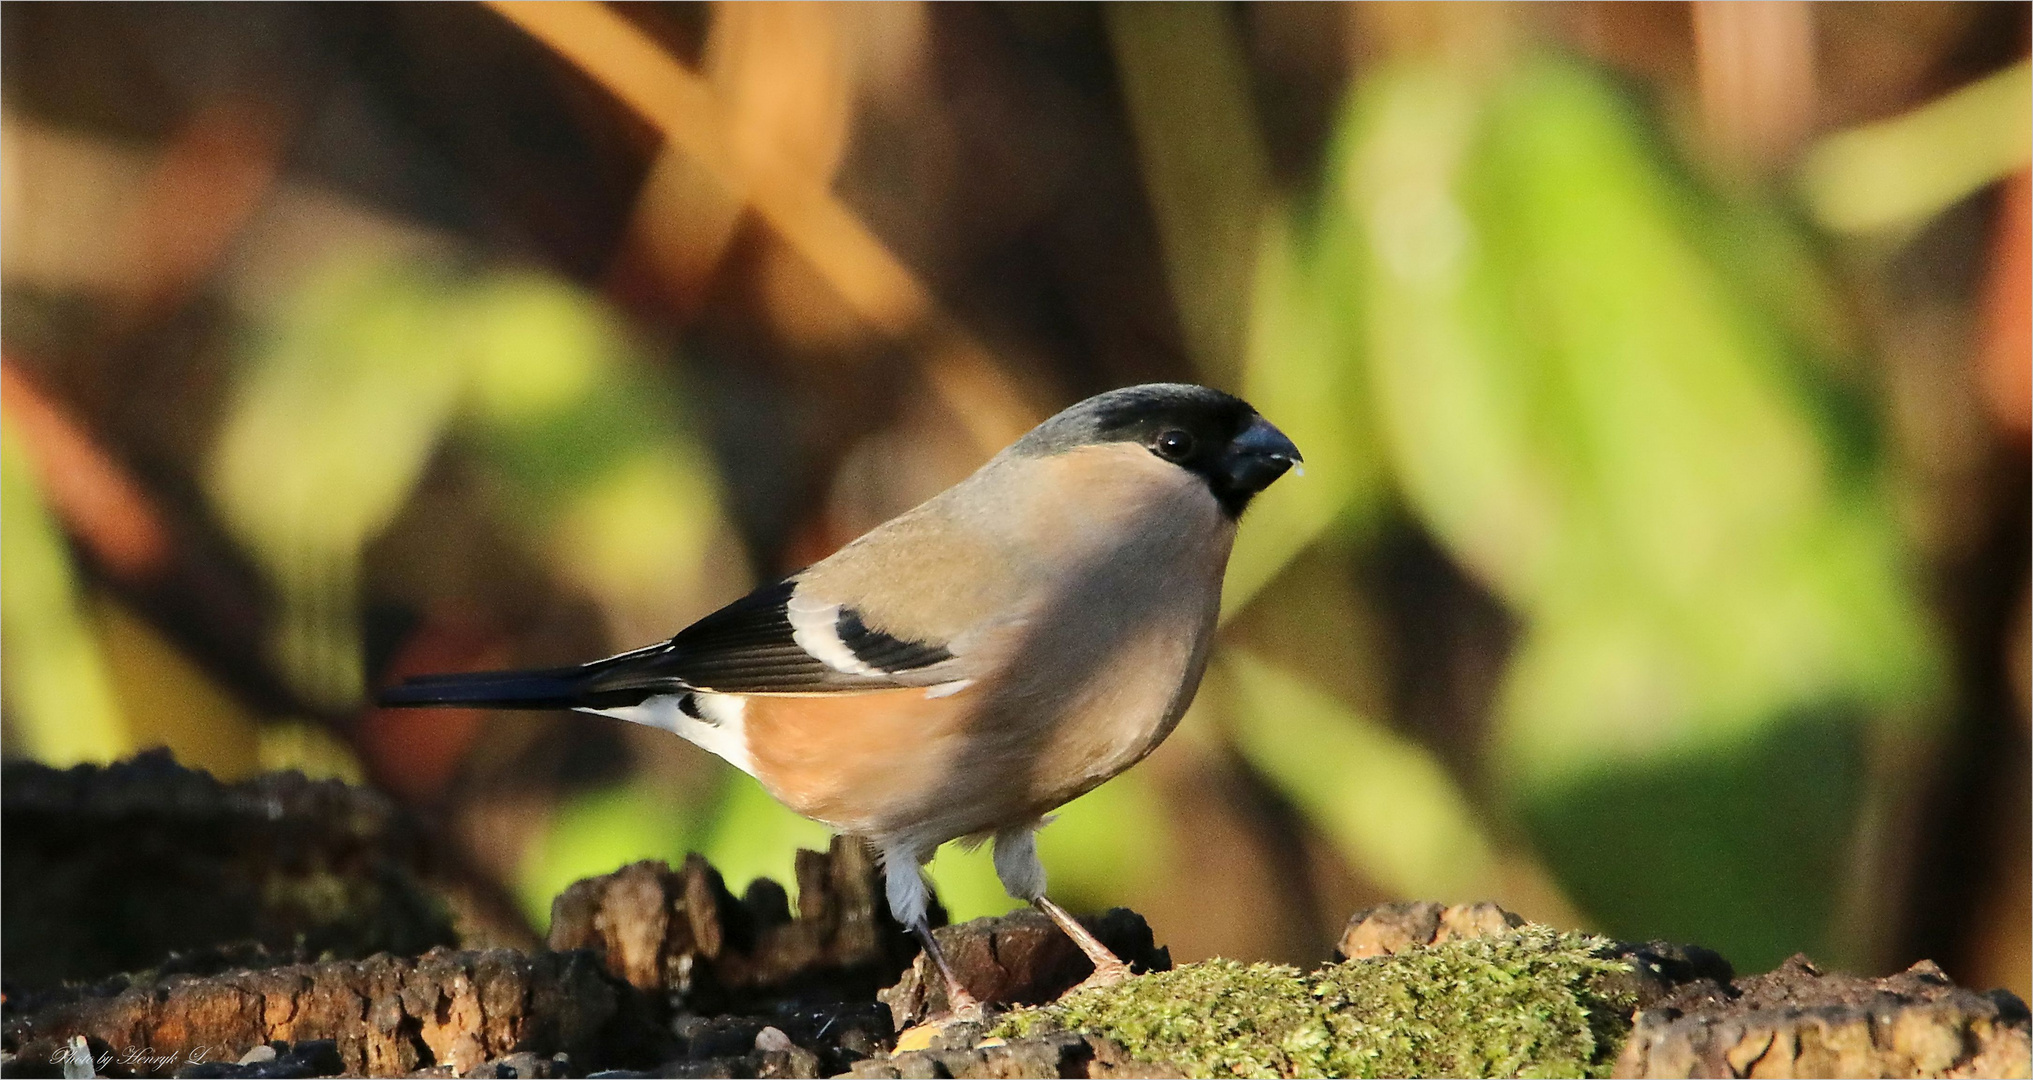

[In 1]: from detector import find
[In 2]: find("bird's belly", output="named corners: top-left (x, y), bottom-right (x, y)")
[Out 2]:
top-left (738, 611), bottom-right (1214, 847)
top-left (1017, 624), bottom-right (1207, 810)
top-left (741, 685), bottom-right (977, 835)
top-left (899, 587), bottom-right (1220, 846)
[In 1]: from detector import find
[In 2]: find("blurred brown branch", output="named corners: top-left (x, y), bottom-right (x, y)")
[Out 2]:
top-left (483, 0), bottom-right (1037, 457)
top-left (1692, 0), bottom-right (1817, 175)
top-left (488, 1), bottom-right (915, 330)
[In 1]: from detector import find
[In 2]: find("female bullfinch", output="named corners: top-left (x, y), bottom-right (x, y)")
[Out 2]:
top-left (381, 383), bottom-right (1300, 1015)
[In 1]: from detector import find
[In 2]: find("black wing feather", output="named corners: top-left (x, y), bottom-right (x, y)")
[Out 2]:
top-left (379, 576), bottom-right (955, 709)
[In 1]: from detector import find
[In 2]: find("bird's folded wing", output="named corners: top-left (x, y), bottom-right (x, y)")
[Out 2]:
top-left (579, 577), bottom-right (963, 697)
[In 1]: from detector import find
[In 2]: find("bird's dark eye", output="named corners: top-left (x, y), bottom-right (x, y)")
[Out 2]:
top-left (1154, 429), bottom-right (1195, 460)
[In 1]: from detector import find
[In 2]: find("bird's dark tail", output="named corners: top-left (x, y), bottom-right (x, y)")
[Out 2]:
top-left (376, 666), bottom-right (591, 710)
top-left (379, 639), bottom-right (684, 710)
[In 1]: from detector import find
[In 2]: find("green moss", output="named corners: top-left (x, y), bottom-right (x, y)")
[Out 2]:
top-left (1310, 927), bottom-right (1637, 1078)
top-left (994, 926), bottom-right (1636, 1079)
top-left (1001, 959), bottom-right (1329, 1078)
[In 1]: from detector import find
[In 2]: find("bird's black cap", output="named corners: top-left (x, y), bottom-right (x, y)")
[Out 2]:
top-left (1014, 383), bottom-right (1301, 517)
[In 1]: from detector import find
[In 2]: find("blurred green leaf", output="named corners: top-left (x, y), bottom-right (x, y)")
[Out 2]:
top-left (1107, 1), bottom-right (1270, 385)
top-left (1221, 647), bottom-right (1496, 900)
top-left (463, 274), bottom-right (616, 423)
top-left (208, 256), bottom-right (741, 699)
top-left (1331, 57), bottom-right (1943, 968)
top-left (210, 260), bottom-right (468, 566)
top-left (1035, 765), bottom-right (1172, 913)
top-left (458, 277), bottom-right (745, 646)
top-left (1802, 59), bottom-right (2032, 236)
top-left (696, 771), bottom-right (837, 904)
top-left (209, 259), bottom-right (469, 705)
top-left (1342, 66), bottom-right (1560, 598)
top-left (928, 844), bottom-right (1023, 924)
top-left (0, 426), bottom-right (129, 763)
top-left (97, 596), bottom-right (262, 779)
top-left (1225, 206), bottom-right (1386, 617)
top-left (1518, 692), bottom-right (1871, 971)
top-left (518, 778), bottom-right (699, 932)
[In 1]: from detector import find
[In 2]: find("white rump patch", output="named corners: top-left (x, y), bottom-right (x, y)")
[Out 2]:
top-left (924, 679), bottom-right (973, 699)
top-left (784, 595), bottom-right (883, 676)
top-left (583, 693), bottom-right (755, 777)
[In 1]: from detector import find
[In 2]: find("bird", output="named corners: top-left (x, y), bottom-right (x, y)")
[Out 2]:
top-left (378, 383), bottom-right (1300, 1015)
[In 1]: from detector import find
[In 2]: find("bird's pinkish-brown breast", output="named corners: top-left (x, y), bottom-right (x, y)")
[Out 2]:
top-left (741, 686), bottom-right (976, 834)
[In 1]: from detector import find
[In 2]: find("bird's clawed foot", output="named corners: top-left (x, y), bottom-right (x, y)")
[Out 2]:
top-left (892, 939), bottom-right (994, 1055)
top-left (937, 986), bottom-right (990, 1025)
top-left (1067, 955), bottom-right (1134, 995)
top-left (910, 922), bottom-right (994, 1026)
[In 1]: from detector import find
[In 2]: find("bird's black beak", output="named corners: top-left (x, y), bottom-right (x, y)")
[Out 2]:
top-left (1222, 414), bottom-right (1302, 497)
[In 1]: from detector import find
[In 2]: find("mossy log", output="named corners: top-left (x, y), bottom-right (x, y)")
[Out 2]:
top-left (967, 907), bottom-right (2029, 1080)
top-left (992, 926), bottom-right (1640, 1079)
top-left (5, 757), bottom-right (2028, 1080)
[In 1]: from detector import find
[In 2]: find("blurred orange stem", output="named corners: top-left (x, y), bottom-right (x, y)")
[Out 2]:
top-left (0, 359), bottom-right (170, 577)
top-left (482, 0), bottom-right (1038, 454)
top-left (1983, 170), bottom-right (2031, 438)
top-left (485, 1), bottom-right (924, 333)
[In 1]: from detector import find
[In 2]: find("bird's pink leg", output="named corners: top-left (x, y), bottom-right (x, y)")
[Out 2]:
top-left (912, 923), bottom-right (987, 1021)
top-left (1034, 896), bottom-right (1134, 991)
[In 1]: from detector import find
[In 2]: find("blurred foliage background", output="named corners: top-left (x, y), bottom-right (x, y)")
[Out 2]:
top-left (2, 1), bottom-right (2026, 997)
